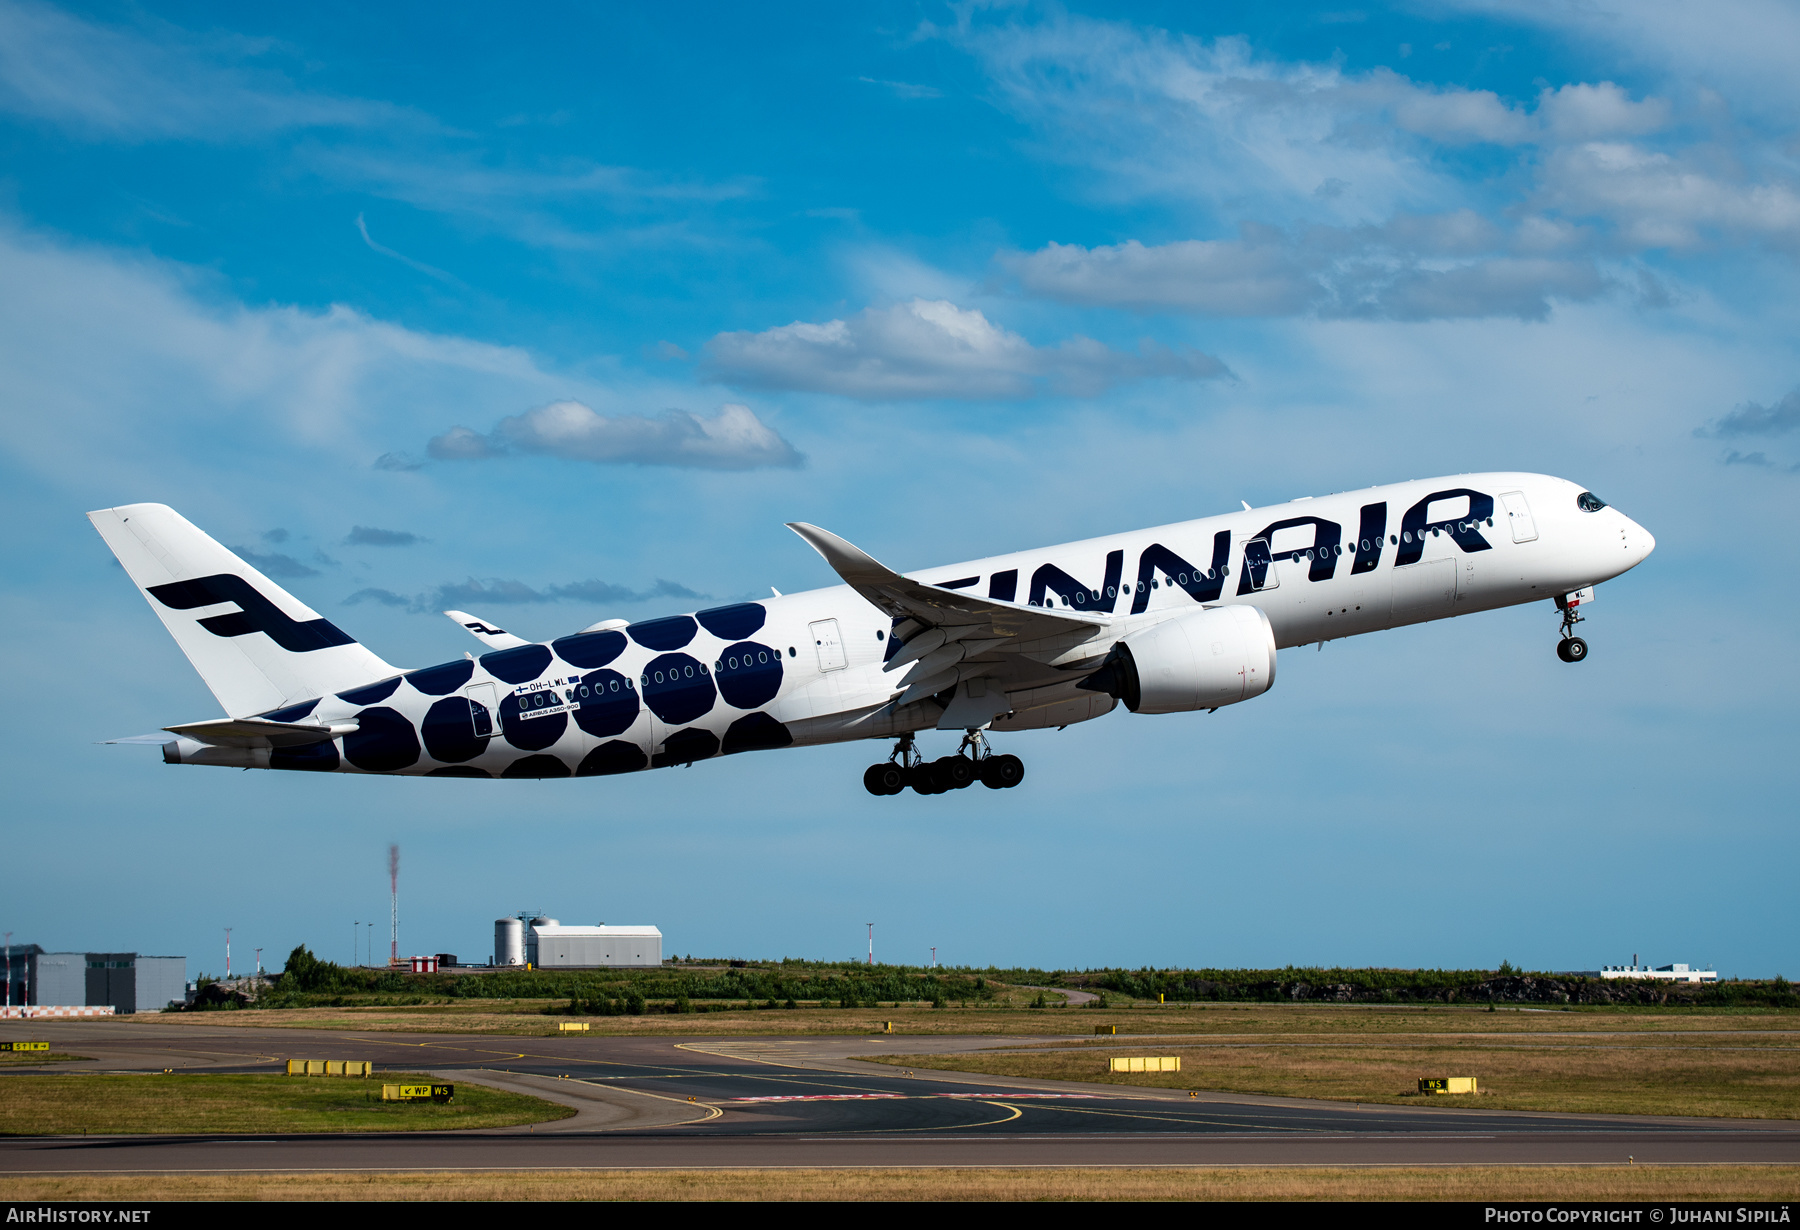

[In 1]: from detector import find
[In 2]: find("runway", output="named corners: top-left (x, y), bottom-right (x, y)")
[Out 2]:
top-left (3, 1020), bottom-right (1796, 1173)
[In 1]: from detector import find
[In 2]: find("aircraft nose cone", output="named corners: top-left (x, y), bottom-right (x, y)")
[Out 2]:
top-left (1627, 516), bottom-right (1655, 562)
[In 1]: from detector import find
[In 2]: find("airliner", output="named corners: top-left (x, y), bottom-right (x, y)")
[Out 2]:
top-left (92, 473), bottom-right (1653, 795)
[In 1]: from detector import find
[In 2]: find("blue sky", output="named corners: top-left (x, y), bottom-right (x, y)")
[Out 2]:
top-left (3, 1), bottom-right (1796, 979)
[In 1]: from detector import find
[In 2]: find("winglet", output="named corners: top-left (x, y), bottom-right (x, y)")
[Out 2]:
top-left (443, 610), bottom-right (530, 650)
top-left (785, 523), bottom-right (906, 590)
top-left (785, 520), bottom-right (1110, 638)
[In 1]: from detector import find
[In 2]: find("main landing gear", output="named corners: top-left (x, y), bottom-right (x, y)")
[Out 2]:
top-left (863, 731), bottom-right (1024, 796)
top-left (1556, 601), bottom-right (1589, 663)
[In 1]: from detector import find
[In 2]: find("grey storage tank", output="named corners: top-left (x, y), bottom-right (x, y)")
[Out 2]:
top-left (494, 918), bottom-right (524, 967)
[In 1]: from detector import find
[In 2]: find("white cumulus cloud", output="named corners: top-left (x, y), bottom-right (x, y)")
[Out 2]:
top-left (1001, 221), bottom-right (1608, 322)
top-left (1003, 238), bottom-right (1317, 316)
top-left (1540, 143), bottom-right (1800, 251)
top-left (428, 401), bottom-right (803, 470)
top-left (702, 298), bottom-right (1225, 400)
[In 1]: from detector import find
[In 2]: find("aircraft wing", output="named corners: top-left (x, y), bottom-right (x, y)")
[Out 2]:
top-left (786, 522), bottom-right (1109, 710)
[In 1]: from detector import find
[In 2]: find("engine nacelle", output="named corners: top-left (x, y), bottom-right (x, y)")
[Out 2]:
top-left (1080, 605), bottom-right (1276, 714)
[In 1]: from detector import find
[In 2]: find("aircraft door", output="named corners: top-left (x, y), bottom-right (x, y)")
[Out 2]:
top-left (1500, 491), bottom-right (1538, 542)
top-left (1240, 539), bottom-right (1278, 591)
top-left (809, 619), bottom-right (847, 672)
top-left (464, 683), bottom-right (498, 737)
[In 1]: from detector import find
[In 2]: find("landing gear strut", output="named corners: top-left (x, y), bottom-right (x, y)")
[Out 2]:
top-left (1556, 601), bottom-right (1589, 663)
top-left (960, 729), bottom-right (1024, 791)
top-left (862, 733), bottom-right (918, 796)
top-left (862, 730), bottom-right (1024, 796)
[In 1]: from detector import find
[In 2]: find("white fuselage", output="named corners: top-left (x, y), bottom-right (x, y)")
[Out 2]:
top-left (159, 472), bottom-right (1653, 778)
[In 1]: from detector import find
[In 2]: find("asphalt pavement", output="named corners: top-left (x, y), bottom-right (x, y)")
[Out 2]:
top-left (2, 1020), bottom-right (1796, 1173)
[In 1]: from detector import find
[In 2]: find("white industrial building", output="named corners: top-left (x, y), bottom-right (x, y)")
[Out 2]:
top-left (493, 916), bottom-right (662, 968)
top-left (1599, 962), bottom-right (1717, 984)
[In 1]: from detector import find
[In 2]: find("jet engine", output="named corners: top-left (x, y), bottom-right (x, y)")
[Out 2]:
top-left (1079, 605), bottom-right (1276, 714)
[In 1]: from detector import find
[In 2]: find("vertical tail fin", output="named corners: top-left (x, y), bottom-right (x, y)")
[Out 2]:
top-left (88, 503), bottom-right (398, 716)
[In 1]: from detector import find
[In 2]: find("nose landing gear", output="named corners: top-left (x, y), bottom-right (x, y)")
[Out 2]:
top-left (862, 730), bottom-right (1025, 796)
top-left (1555, 596), bottom-right (1589, 663)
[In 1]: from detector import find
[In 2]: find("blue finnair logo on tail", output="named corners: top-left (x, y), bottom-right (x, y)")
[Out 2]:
top-left (148, 574), bottom-right (356, 652)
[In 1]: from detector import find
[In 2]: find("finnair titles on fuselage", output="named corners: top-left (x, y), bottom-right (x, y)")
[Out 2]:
top-left (92, 473), bottom-right (1654, 796)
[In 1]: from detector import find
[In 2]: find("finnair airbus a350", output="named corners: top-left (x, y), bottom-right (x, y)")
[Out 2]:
top-left (93, 473), bottom-right (1652, 795)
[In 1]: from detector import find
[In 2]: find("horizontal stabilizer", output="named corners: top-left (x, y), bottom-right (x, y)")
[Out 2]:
top-left (164, 716), bottom-right (358, 749)
top-left (444, 610), bottom-right (530, 650)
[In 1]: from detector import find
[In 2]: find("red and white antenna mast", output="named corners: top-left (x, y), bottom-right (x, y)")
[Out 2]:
top-left (388, 844), bottom-right (400, 967)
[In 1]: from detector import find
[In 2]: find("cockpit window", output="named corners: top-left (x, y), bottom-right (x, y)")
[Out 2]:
top-left (1577, 491), bottom-right (1607, 512)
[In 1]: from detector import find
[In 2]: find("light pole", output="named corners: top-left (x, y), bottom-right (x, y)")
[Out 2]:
top-left (931, 947), bottom-right (937, 968)
top-left (3, 932), bottom-right (10, 1010)
top-left (255, 948), bottom-right (263, 977)
top-left (225, 927), bottom-right (232, 980)
top-left (866, 923), bottom-right (874, 966)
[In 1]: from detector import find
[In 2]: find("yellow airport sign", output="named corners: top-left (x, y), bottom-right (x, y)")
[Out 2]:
top-left (382, 1083), bottom-right (454, 1103)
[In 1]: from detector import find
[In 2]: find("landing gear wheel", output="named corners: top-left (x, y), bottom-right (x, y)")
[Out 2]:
top-left (871, 732), bottom-right (925, 795)
top-left (911, 762), bottom-right (945, 795)
top-left (864, 763), bottom-right (906, 795)
top-left (979, 754), bottom-right (1024, 790)
top-left (1555, 599), bottom-right (1589, 663)
top-left (936, 755), bottom-right (977, 790)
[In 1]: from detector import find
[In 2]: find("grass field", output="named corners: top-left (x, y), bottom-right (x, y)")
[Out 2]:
top-left (871, 1021), bottom-right (1800, 1119)
top-left (114, 1001), bottom-right (1094, 1036)
top-left (2, 1166), bottom-right (1797, 1202)
top-left (113, 999), bottom-right (1800, 1039)
top-left (0, 1072), bottom-right (572, 1135)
